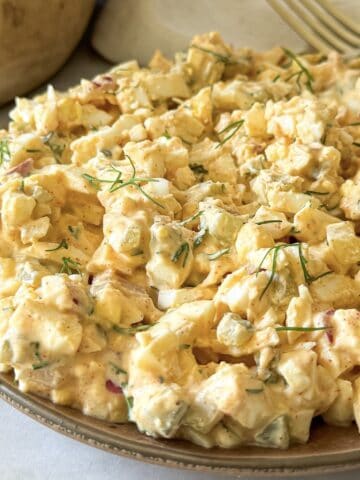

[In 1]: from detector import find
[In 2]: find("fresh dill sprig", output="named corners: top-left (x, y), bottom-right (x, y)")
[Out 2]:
top-left (82, 173), bottom-right (102, 189)
top-left (257, 245), bottom-right (281, 300)
top-left (45, 239), bottom-right (69, 252)
top-left (275, 326), bottom-right (328, 332)
top-left (282, 48), bottom-right (314, 93)
top-left (349, 122), bottom-right (360, 126)
top-left (179, 211), bottom-right (203, 226)
top-left (113, 324), bottom-right (152, 335)
top-left (295, 242), bottom-right (331, 284)
top-left (190, 44), bottom-right (235, 65)
top-left (216, 120), bottom-right (244, 148)
top-left (42, 132), bottom-right (64, 162)
top-left (82, 156), bottom-right (164, 209)
top-left (255, 220), bottom-right (282, 225)
top-left (272, 74), bottom-right (281, 83)
top-left (0, 138), bottom-right (11, 165)
top-left (171, 242), bottom-right (190, 267)
top-left (353, 142), bottom-right (360, 147)
top-left (208, 248), bottom-right (230, 261)
top-left (59, 257), bottom-right (81, 275)
top-left (257, 243), bottom-right (332, 299)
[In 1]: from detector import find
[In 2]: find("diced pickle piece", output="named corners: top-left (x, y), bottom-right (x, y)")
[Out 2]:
top-left (211, 422), bottom-right (243, 448)
top-left (133, 386), bottom-right (188, 438)
top-left (183, 398), bottom-right (222, 434)
top-left (254, 416), bottom-right (290, 449)
top-left (216, 313), bottom-right (253, 347)
top-left (179, 426), bottom-right (215, 449)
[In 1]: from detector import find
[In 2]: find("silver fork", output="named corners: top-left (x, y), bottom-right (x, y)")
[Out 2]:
top-left (267, 0), bottom-right (360, 56)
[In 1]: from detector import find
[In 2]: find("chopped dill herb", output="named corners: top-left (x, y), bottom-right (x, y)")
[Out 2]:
top-left (171, 242), bottom-right (190, 267)
top-left (216, 120), bottom-right (244, 148)
top-left (179, 344), bottom-right (191, 350)
top-left (190, 44), bottom-right (236, 65)
top-left (0, 138), bottom-right (11, 165)
top-left (26, 148), bottom-right (42, 153)
top-left (207, 248), bottom-right (230, 261)
top-left (272, 74), bottom-right (281, 82)
top-left (257, 243), bottom-right (332, 299)
top-left (162, 129), bottom-right (171, 139)
top-left (257, 245), bottom-right (281, 300)
top-left (125, 395), bottom-right (134, 413)
top-left (282, 48), bottom-right (314, 93)
top-left (46, 239), bottom-right (69, 252)
top-left (19, 180), bottom-right (25, 192)
top-left (83, 156), bottom-right (164, 209)
top-left (32, 361), bottom-right (49, 370)
top-left (42, 132), bottom-right (64, 162)
top-left (31, 341), bottom-right (41, 362)
top-left (31, 342), bottom-right (49, 370)
top-left (349, 122), bottom-right (360, 126)
top-left (68, 225), bottom-right (80, 239)
top-left (82, 173), bottom-right (101, 189)
top-left (59, 257), bottom-right (81, 275)
top-left (109, 362), bottom-right (127, 375)
top-left (255, 220), bottom-right (282, 225)
top-left (275, 326), bottom-right (328, 332)
top-left (113, 324), bottom-right (152, 335)
top-left (179, 210), bottom-right (203, 226)
top-left (353, 142), bottom-right (360, 147)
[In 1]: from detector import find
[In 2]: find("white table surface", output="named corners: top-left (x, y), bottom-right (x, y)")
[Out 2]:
top-left (1, 20), bottom-right (360, 480)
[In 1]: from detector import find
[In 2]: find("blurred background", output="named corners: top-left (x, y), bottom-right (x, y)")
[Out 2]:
top-left (0, 0), bottom-right (358, 128)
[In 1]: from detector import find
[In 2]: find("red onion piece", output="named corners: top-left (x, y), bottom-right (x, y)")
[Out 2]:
top-left (6, 158), bottom-right (34, 177)
top-left (105, 380), bottom-right (123, 394)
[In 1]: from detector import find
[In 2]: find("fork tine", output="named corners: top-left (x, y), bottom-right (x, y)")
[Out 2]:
top-left (284, 0), bottom-right (355, 53)
top-left (267, 0), bottom-right (332, 53)
top-left (316, 0), bottom-right (360, 35)
top-left (304, 0), bottom-right (359, 47)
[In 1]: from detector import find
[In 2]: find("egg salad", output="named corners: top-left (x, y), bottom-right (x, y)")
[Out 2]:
top-left (0, 32), bottom-right (360, 449)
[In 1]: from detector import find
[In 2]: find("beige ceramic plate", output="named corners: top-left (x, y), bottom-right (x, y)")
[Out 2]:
top-left (1, 372), bottom-right (360, 476)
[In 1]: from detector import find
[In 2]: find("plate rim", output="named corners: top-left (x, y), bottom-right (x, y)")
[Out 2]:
top-left (2, 373), bottom-right (360, 477)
